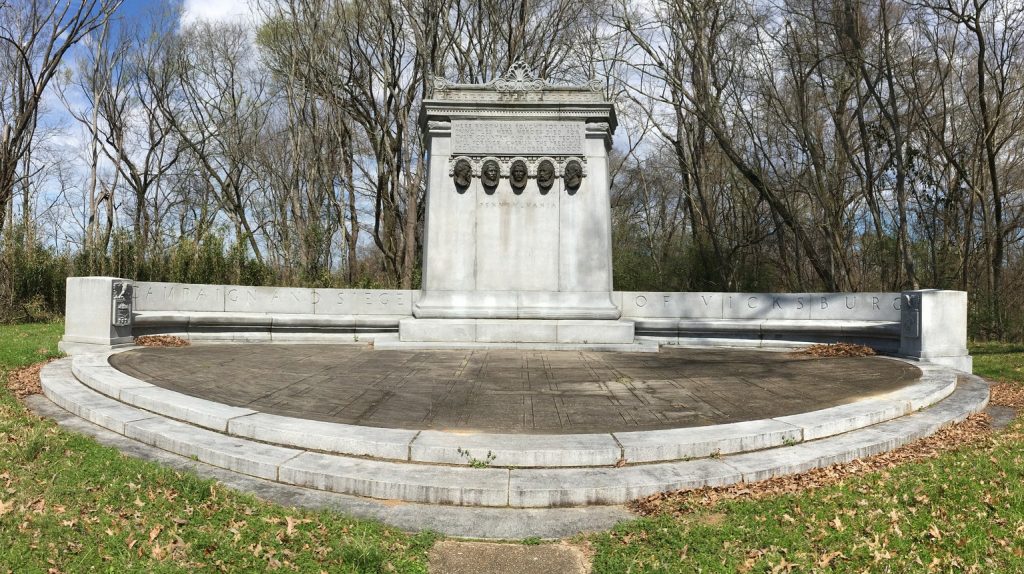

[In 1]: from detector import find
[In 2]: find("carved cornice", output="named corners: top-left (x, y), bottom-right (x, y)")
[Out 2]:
top-left (426, 107), bottom-right (611, 118)
top-left (429, 60), bottom-right (609, 104)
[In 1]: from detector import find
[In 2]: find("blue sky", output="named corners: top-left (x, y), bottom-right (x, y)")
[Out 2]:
top-left (28, 0), bottom-right (258, 248)
top-left (118, 0), bottom-right (252, 25)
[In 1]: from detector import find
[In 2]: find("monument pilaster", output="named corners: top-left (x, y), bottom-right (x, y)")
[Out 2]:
top-left (59, 276), bottom-right (135, 354)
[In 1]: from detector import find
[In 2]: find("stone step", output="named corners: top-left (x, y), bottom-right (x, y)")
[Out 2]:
top-left (40, 358), bottom-right (988, 508)
top-left (69, 351), bottom-right (957, 467)
top-left (374, 333), bottom-right (660, 353)
top-left (23, 392), bottom-right (633, 539)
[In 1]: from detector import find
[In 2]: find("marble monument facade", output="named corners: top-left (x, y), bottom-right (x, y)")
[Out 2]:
top-left (404, 62), bottom-right (632, 344)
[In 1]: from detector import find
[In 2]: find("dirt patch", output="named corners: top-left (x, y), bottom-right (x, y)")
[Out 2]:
top-left (793, 343), bottom-right (877, 358)
top-left (428, 540), bottom-right (591, 574)
top-left (696, 512), bottom-right (727, 526)
top-left (134, 335), bottom-right (190, 348)
top-left (5, 358), bottom-right (58, 398)
top-left (632, 379), bottom-right (1023, 517)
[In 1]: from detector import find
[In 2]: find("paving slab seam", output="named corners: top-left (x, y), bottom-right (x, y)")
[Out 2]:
top-left (276, 451), bottom-right (307, 482)
top-left (88, 385), bottom-right (248, 438)
top-left (77, 350), bottom-right (957, 467)
top-left (407, 430), bottom-right (421, 462)
top-left (610, 433), bottom-right (625, 461)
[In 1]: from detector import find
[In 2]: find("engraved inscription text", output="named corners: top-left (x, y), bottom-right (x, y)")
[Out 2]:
top-left (451, 120), bottom-right (584, 156)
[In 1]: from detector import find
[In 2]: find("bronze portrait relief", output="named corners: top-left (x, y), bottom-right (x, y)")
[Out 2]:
top-left (510, 160), bottom-right (528, 191)
top-left (481, 159), bottom-right (501, 188)
top-left (564, 160), bottom-right (583, 191)
top-left (537, 160), bottom-right (555, 192)
top-left (452, 159), bottom-right (472, 189)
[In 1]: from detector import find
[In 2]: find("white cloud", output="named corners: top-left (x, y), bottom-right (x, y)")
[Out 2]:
top-left (181, 0), bottom-right (253, 25)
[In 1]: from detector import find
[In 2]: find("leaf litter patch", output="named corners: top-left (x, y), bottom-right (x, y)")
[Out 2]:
top-left (4, 358), bottom-right (57, 398)
top-left (631, 379), bottom-right (1023, 517)
top-left (793, 343), bottom-right (877, 358)
top-left (134, 335), bottom-right (190, 348)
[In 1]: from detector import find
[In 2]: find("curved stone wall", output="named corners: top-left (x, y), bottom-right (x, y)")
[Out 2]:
top-left (58, 278), bottom-right (973, 372)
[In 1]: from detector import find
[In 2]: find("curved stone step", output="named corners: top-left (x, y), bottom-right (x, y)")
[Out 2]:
top-left (510, 376), bottom-right (989, 506)
top-left (24, 392), bottom-right (634, 539)
top-left (43, 362), bottom-right (509, 505)
top-left (41, 358), bottom-right (988, 508)
top-left (69, 351), bottom-right (957, 467)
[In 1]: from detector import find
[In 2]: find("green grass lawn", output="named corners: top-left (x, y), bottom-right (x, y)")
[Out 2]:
top-left (588, 342), bottom-right (1024, 573)
top-left (2, 325), bottom-right (1023, 572)
top-left (970, 341), bottom-right (1024, 382)
top-left (0, 324), bottom-right (436, 573)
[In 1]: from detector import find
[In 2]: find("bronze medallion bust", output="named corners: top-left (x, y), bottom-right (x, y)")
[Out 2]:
top-left (510, 160), bottom-right (528, 190)
top-left (452, 159), bottom-right (472, 189)
top-left (537, 160), bottom-right (555, 191)
top-left (564, 160), bottom-right (583, 191)
top-left (481, 160), bottom-right (500, 188)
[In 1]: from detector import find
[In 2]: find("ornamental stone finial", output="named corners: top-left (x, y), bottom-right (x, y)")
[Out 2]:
top-left (502, 60), bottom-right (537, 82)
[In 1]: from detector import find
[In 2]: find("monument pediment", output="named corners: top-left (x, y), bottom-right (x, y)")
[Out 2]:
top-left (424, 63), bottom-right (616, 139)
top-left (429, 60), bottom-right (607, 103)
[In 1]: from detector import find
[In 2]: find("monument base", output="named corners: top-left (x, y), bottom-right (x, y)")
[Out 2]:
top-left (412, 291), bottom-right (621, 320)
top-left (399, 318), bottom-right (634, 345)
top-left (58, 339), bottom-right (133, 356)
top-left (901, 353), bottom-right (973, 373)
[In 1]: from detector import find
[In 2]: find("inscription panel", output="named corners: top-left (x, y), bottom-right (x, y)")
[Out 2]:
top-left (451, 120), bottom-right (584, 156)
top-left (111, 282), bottom-right (134, 326)
top-left (478, 199), bottom-right (557, 209)
top-left (134, 282), bottom-right (225, 312)
top-left (313, 289), bottom-right (414, 316)
top-left (618, 292), bottom-right (902, 321)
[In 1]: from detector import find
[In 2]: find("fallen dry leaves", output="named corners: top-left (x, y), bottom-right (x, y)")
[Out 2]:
top-left (4, 358), bottom-right (57, 398)
top-left (134, 335), bottom-right (190, 348)
top-left (631, 380), bottom-right (1022, 517)
top-left (794, 343), bottom-right (877, 358)
top-left (989, 381), bottom-right (1024, 409)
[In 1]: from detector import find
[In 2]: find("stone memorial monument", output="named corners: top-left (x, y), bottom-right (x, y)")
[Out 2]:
top-left (401, 62), bottom-right (634, 344)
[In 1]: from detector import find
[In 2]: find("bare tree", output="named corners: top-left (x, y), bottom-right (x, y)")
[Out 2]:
top-left (159, 20), bottom-right (270, 266)
top-left (914, 0), bottom-right (1024, 332)
top-left (0, 0), bottom-right (121, 241)
top-left (85, 4), bottom-right (182, 257)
